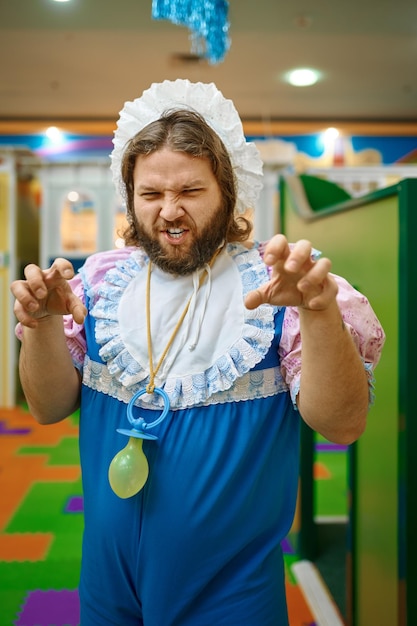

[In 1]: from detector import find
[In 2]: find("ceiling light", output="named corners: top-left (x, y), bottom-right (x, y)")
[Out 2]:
top-left (45, 126), bottom-right (64, 143)
top-left (52, 0), bottom-right (72, 3)
top-left (321, 127), bottom-right (340, 151)
top-left (285, 68), bottom-right (321, 87)
top-left (323, 127), bottom-right (339, 141)
top-left (67, 191), bottom-right (80, 203)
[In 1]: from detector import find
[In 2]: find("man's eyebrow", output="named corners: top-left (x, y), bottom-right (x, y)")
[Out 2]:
top-left (137, 184), bottom-right (158, 191)
top-left (137, 179), bottom-right (206, 192)
top-left (182, 179), bottom-right (205, 188)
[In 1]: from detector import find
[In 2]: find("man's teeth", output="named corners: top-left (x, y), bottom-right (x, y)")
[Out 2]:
top-left (167, 229), bottom-right (184, 238)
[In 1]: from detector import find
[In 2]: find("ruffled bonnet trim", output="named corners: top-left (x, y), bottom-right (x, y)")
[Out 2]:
top-left (91, 244), bottom-right (277, 409)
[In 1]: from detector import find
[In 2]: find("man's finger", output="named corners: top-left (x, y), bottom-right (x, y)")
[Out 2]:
top-left (263, 234), bottom-right (290, 266)
top-left (297, 257), bottom-right (332, 290)
top-left (22, 264), bottom-right (49, 299)
top-left (13, 300), bottom-right (39, 328)
top-left (44, 258), bottom-right (75, 282)
top-left (10, 280), bottom-right (40, 312)
top-left (67, 294), bottom-right (87, 324)
top-left (283, 240), bottom-right (313, 273)
top-left (244, 288), bottom-right (265, 310)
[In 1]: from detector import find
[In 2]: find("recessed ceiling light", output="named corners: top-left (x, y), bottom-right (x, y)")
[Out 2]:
top-left (285, 68), bottom-right (321, 87)
top-left (52, 0), bottom-right (72, 3)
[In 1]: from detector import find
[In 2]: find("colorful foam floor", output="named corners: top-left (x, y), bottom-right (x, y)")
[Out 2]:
top-left (0, 406), bottom-right (347, 626)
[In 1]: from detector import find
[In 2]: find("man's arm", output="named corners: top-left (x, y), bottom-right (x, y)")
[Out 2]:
top-left (11, 258), bottom-right (87, 425)
top-left (19, 317), bottom-right (82, 424)
top-left (297, 301), bottom-right (368, 444)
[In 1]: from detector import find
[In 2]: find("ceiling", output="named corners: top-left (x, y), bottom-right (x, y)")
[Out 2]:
top-left (1, 0), bottom-right (417, 135)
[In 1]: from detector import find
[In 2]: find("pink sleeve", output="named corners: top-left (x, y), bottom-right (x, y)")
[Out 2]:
top-left (62, 274), bottom-right (87, 370)
top-left (279, 274), bottom-right (386, 405)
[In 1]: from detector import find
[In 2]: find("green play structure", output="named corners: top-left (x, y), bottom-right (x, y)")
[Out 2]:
top-left (280, 174), bottom-right (417, 626)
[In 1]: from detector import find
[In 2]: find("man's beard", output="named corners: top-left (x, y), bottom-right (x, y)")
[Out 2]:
top-left (133, 207), bottom-right (230, 276)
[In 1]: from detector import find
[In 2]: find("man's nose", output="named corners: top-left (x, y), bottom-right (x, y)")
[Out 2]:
top-left (159, 196), bottom-right (185, 221)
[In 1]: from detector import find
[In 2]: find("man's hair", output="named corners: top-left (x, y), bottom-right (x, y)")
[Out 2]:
top-left (120, 109), bottom-right (252, 245)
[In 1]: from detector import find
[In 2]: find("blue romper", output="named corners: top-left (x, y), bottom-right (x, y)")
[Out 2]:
top-left (76, 243), bottom-right (302, 625)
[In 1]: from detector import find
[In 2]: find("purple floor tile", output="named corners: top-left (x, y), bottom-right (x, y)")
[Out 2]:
top-left (315, 442), bottom-right (348, 452)
top-left (281, 536), bottom-right (295, 554)
top-left (64, 496), bottom-right (84, 513)
top-left (0, 420), bottom-right (32, 435)
top-left (15, 589), bottom-right (80, 626)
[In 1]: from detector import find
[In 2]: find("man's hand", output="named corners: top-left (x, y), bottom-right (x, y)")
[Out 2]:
top-left (10, 258), bottom-right (87, 328)
top-left (245, 235), bottom-right (338, 311)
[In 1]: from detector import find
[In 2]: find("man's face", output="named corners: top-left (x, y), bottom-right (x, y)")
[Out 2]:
top-left (132, 148), bottom-right (229, 275)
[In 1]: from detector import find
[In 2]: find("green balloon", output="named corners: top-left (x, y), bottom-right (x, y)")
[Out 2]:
top-left (108, 437), bottom-right (149, 498)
